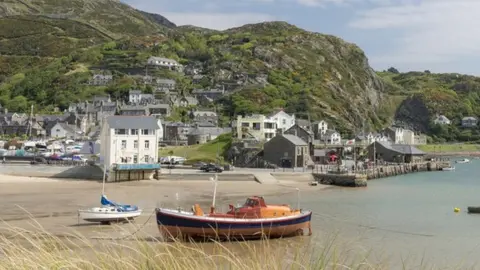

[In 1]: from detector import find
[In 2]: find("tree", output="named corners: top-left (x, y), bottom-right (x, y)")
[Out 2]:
top-left (387, 67), bottom-right (399, 74)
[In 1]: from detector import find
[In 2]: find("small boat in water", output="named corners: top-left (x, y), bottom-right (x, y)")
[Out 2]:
top-left (442, 166), bottom-right (455, 171)
top-left (467, 207), bottom-right (480, 214)
top-left (456, 158), bottom-right (470, 164)
top-left (156, 175), bottom-right (312, 240)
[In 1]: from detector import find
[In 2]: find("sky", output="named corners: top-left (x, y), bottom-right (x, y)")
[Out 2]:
top-left (123, 0), bottom-right (479, 75)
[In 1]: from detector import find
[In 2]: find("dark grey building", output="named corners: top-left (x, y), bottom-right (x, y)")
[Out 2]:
top-left (366, 141), bottom-right (426, 163)
top-left (263, 134), bottom-right (309, 168)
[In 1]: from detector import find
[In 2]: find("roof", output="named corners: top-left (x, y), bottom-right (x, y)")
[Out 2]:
top-left (462, 116), bottom-right (477, 120)
top-left (295, 119), bottom-right (310, 127)
top-left (156, 78), bottom-right (176, 84)
top-left (375, 141), bottom-right (426, 155)
top-left (53, 122), bottom-right (76, 134)
top-left (106, 116), bottom-right (159, 129)
top-left (187, 127), bottom-right (230, 136)
top-left (281, 134), bottom-right (307, 145)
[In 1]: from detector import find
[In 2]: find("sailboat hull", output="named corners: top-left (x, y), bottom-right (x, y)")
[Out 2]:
top-left (78, 207), bottom-right (142, 223)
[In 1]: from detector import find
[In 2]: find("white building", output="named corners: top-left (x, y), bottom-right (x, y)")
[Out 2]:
top-left (323, 129), bottom-right (342, 145)
top-left (233, 114), bottom-right (277, 141)
top-left (50, 123), bottom-right (76, 139)
top-left (129, 90), bottom-right (154, 104)
top-left (313, 120), bottom-right (328, 138)
top-left (403, 129), bottom-right (415, 145)
top-left (99, 116), bottom-right (161, 168)
top-left (433, 115), bottom-right (451, 125)
top-left (269, 110), bottom-right (295, 132)
top-left (147, 56), bottom-right (181, 69)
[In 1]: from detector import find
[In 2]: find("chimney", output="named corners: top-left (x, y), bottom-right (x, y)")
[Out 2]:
top-left (294, 129), bottom-right (297, 137)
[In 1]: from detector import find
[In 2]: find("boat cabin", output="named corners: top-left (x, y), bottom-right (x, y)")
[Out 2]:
top-left (194, 196), bottom-right (300, 219)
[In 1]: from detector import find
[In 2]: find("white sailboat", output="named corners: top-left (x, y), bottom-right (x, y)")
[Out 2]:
top-left (78, 165), bottom-right (142, 224)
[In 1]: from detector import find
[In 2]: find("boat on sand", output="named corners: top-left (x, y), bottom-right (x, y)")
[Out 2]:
top-left (78, 165), bottom-right (142, 224)
top-left (156, 175), bottom-right (312, 240)
top-left (78, 195), bottom-right (142, 224)
top-left (467, 207), bottom-right (480, 214)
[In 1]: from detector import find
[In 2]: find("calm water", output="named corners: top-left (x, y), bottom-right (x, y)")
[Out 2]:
top-left (296, 158), bottom-right (480, 268)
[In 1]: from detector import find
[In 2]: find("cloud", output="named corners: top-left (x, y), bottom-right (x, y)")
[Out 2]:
top-left (162, 12), bottom-right (276, 30)
top-left (349, 0), bottom-right (480, 65)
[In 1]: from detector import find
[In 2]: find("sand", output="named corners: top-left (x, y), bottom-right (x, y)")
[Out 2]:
top-left (0, 174), bottom-right (329, 241)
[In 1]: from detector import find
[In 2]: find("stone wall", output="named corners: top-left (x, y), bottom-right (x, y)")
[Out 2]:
top-left (312, 173), bottom-right (367, 187)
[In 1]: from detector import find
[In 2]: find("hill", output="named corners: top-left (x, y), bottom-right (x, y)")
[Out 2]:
top-left (378, 71), bottom-right (480, 142)
top-left (0, 0), bottom-right (479, 141)
top-left (0, 0), bottom-right (175, 56)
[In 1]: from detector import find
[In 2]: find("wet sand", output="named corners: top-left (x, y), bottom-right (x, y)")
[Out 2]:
top-left (0, 174), bottom-right (329, 241)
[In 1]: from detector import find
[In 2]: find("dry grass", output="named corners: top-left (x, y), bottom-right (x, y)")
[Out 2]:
top-left (0, 219), bottom-right (390, 270)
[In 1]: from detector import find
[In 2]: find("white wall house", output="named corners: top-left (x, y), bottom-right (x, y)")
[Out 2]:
top-left (51, 123), bottom-right (76, 139)
top-left (403, 129), bottom-right (415, 145)
top-left (314, 120), bottom-right (328, 138)
top-left (99, 116), bottom-right (160, 168)
top-left (233, 114), bottom-right (277, 141)
top-left (433, 115), bottom-right (451, 125)
top-left (147, 56), bottom-right (181, 69)
top-left (129, 90), bottom-right (154, 104)
top-left (269, 110), bottom-right (295, 132)
top-left (323, 130), bottom-right (342, 145)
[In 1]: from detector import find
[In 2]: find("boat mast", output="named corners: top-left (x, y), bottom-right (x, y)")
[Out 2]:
top-left (296, 188), bottom-right (300, 210)
top-left (210, 174), bottom-right (218, 214)
top-left (102, 163), bottom-right (106, 195)
top-left (27, 104), bottom-right (33, 138)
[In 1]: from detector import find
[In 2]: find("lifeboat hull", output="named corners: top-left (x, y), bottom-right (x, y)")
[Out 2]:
top-left (156, 208), bottom-right (312, 240)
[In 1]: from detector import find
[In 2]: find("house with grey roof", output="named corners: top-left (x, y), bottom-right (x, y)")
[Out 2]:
top-left (119, 105), bottom-right (148, 116)
top-left (462, 116), bottom-right (477, 128)
top-left (88, 74), bottom-right (113, 86)
top-left (99, 116), bottom-right (162, 168)
top-left (187, 126), bottom-right (231, 145)
top-left (147, 56), bottom-right (183, 71)
top-left (51, 122), bottom-right (78, 139)
top-left (190, 110), bottom-right (218, 125)
top-left (191, 87), bottom-right (225, 100)
top-left (366, 141), bottom-right (426, 163)
top-left (129, 90), bottom-right (154, 104)
top-left (171, 96), bottom-right (198, 107)
top-left (263, 134), bottom-right (312, 168)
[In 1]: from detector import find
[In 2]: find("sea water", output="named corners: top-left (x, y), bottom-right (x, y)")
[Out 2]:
top-left (297, 158), bottom-right (480, 268)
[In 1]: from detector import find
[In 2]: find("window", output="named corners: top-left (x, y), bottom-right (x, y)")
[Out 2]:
top-left (131, 129), bottom-right (138, 135)
top-left (282, 119), bottom-right (286, 125)
top-left (241, 122), bottom-right (249, 127)
top-left (142, 129), bottom-right (151, 135)
top-left (134, 140), bottom-right (138, 149)
top-left (144, 155), bottom-right (150, 163)
top-left (133, 155), bottom-right (138, 164)
top-left (115, 129), bottom-right (127, 135)
top-left (121, 140), bottom-right (127, 149)
top-left (144, 140), bottom-right (150, 149)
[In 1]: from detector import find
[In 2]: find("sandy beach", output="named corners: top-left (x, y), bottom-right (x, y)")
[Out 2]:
top-left (0, 174), bottom-right (329, 241)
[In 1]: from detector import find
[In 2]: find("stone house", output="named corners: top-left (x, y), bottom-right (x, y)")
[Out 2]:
top-left (186, 126), bottom-right (231, 145)
top-left (190, 110), bottom-right (218, 125)
top-left (263, 134), bottom-right (310, 168)
top-left (366, 141), bottom-right (426, 163)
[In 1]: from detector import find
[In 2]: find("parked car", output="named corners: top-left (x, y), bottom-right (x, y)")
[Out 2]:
top-left (200, 163), bottom-right (223, 173)
top-left (192, 162), bottom-right (207, 169)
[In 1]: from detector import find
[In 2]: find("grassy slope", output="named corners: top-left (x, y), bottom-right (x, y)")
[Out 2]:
top-left (159, 134), bottom-right (233, 163)
top-left (416, 144), bottom-right (480, 153)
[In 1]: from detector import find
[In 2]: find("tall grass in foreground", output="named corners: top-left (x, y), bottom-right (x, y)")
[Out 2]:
top-left (0, 223), bottom-right (388, 270)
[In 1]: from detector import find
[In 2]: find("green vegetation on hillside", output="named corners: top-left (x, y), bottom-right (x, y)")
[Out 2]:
top-left (416, 144), bottom-right (480, 153)
top-left (378, 71), bottom-right (480, 142)
top-left (2, 0), bottom-right (480, 142)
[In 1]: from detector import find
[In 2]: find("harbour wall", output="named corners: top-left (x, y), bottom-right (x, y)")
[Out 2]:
top-left (313, 173), bottom-right (367, 187)
top-left (366, 162), bottom-right (449, 180)
top-left (0, 164), bottom-right (103, 180)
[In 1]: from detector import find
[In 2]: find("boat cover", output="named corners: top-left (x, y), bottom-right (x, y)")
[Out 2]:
top-left (101, 195), bottom-right (139, 212)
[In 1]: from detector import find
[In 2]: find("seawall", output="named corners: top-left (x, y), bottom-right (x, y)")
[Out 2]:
top-left (366, 162), bottom-right (449, 180)
top-left (0, 164), bottom-right (103, 180)
top-left (312, 173), bottom-right (367, 187)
